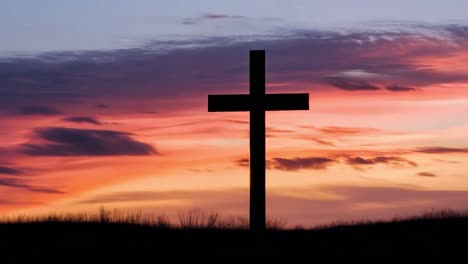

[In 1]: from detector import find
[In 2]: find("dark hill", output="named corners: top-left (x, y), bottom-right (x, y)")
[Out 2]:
top-left (2, 214), bottom-right (468, 261)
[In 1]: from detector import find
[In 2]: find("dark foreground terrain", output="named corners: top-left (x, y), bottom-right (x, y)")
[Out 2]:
top-left (2, 214), bottom-right (468, 261)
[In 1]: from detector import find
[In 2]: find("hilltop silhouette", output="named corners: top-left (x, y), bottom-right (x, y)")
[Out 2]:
top-left (2, 209), bottom-right (468, 260)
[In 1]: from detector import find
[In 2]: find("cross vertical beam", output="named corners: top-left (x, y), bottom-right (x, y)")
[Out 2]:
top-left (250, 50), bottom-right (266, 231)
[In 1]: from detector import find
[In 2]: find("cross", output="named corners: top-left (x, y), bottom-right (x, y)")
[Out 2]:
top-left (208, 50), bottom-right (309, 231)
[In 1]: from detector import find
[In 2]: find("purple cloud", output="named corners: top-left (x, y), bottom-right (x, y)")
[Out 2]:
top-left (22, 127), bottom-right (158, 156)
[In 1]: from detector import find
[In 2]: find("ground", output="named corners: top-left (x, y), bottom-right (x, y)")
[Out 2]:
top-left (2, 214), bottom-right (468, 261)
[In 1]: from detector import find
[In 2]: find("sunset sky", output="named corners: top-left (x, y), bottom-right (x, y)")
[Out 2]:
top-left (1, 0), bottom-right (468, 226)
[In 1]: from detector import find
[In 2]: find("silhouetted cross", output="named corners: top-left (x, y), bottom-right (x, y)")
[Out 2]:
top-left (208, 50), bottom-right (309, 231)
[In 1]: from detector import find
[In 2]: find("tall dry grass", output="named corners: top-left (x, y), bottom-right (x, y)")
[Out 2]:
top-left (1, 207), bottom-right (288, 230)
top-left (4, 207), bottom-right (465, 230)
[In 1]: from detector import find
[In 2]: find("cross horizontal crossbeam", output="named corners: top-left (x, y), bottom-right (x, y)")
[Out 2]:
top-left (208, 93), bottom-right (309, 112)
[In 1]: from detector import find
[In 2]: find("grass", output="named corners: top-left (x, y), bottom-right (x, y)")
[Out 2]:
top-left (2, 208), bottom-right (468, 260)
top-left (2, 207), bottom-right (288, 229)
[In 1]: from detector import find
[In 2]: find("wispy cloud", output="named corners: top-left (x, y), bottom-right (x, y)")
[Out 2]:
top-left (81, 185), bottom-right (468, 206)
top-left (0, 166), bottom-right (23, 175)
top-left (344, 155), bottom-right (417, 169)
top-left (414, 146), bottom-right (468, 154)
top-left (236, 158), bottom-right (249, 167)
top-left (385, 85), bottom-right (419, 92)
top-left (417, 172), bottom-right (437, 177)
top-left (181, 13), bottom-right (244, 25)
top-left (271, 157), bottom-right (337, 171)
top-left (15, 106), bottom-right (62, 116)
top-left (307, 137), bottom-right (336, 147)
top-left (78, 185), bottom-right (468, 225)
top-left (325, 76), bottom-right (381, 91)
top-left (315, 126), bottom-right (381, 136)
top-left (236, 153), bottom-right (419, 171)
top-left (63, 116), bottom-right (103, 125)
top-left (1, 24), bottom-right (467, 116)
top-left (0, 177), bottom-right (63, 194)
top-left (95, 104), bottom-right (109, 109)
top-left (235, 158), bottom-right (275, 170)
top-left (1, 23), bottom-right (467, 215)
